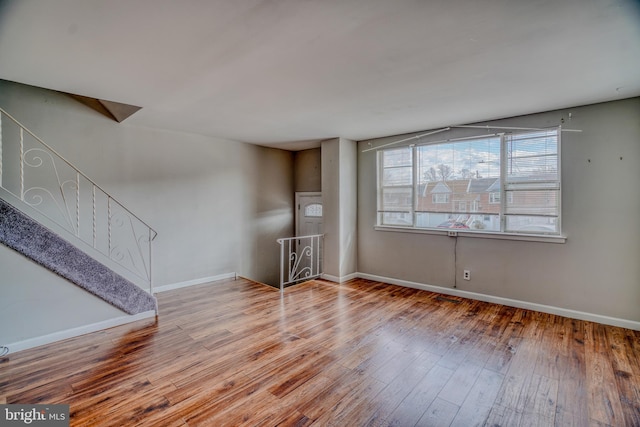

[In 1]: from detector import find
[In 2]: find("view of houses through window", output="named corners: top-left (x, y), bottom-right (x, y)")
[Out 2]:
top-left (378, 129), bottom-right (560, 235)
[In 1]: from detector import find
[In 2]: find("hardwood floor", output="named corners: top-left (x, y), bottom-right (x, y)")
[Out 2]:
top-left (1, 278), bottom-right (639, 426)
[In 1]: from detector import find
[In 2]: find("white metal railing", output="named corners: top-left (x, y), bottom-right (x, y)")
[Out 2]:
top-left (0, 107), bottom-right (157, 293)
top-left (277, 234), bottom-right (323, 291)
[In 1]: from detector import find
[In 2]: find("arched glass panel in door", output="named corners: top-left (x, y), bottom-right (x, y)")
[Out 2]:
top-left (304, 203), bottom-right (322, 217)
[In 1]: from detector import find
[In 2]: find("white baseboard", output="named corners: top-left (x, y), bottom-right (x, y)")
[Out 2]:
top-left (321, 272), bottom-right (358, 283)
top-left (5, 310), bottom-right (156, 355)
top-left (154, 272), bottom-right (236, 293)
top-left (357, 272), bottom-right (640, 331)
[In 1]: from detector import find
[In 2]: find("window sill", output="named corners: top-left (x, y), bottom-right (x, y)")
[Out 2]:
top-left (374, 225), bottom-right (567, 244)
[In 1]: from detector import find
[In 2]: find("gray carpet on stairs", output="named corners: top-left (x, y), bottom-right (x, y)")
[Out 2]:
top-left (0, 198), bottom-right (157, 314)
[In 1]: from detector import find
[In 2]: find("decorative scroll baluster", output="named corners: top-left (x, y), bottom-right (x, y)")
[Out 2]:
top-left (0, 108), bottom-right (157, 293)
top-left (0, 113), bottom-right (3, 188)
top-left (148, 228), bottom-right (153, 295)
top-left (76, 172), bottom-right (80, 237)
top-left (277, 234), bottom-right (324, 291)
top-left (288, 238), bottom-right (293, 283)
top-left (279, 239), bottom-right (285, 290)
top-left (316, 235), bottom-right (320, 275)
top-left (19, 127), bottom-right (24, 200)
top-left (92, 185), bottom-right (96, 248)
top-left (108, 196), bottom-right (112, 259)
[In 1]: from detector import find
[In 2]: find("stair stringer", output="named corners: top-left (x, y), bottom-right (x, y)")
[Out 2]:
top-left (0, 196), bottom-right (157, 315)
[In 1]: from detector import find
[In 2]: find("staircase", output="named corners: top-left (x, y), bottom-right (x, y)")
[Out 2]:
top-left (0, 107), bottom-right (157, 316)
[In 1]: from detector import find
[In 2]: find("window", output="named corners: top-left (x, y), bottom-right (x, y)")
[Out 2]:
top-left (489, 192), bottom-right (514, 204)
top-left (432, 193), bottom-right (450, 204)
top-left (378, 146), bottom-right (413, 226)
top-left (377, 129), bottom-right (560, 235)
top-left (304, 203), bottom-right (322, 217)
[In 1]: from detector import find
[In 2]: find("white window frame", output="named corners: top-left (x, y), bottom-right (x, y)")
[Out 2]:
top-left (432, 193), bottom-right (450, 204)
top-left (376, 129), bottom-right (563, 242)
top-left (377, 146), bottom-right (413, 227)
top-left (490, 192), bottom-right (513, 204)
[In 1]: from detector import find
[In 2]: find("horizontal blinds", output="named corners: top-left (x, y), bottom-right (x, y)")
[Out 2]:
top-left (377, 129), bottom-right (560, 234)
top-left (504, 130), bottom-right (560, 233)
top-left (379, 147), bottom-right (413, 226)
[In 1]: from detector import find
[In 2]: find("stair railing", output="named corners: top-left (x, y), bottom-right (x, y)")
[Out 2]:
top-left (0, 107), bottom-right (157, 293)
top-left (276, 234), bottom-right (323, 291)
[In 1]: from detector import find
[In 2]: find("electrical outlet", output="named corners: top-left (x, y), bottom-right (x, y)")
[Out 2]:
top-left (463, 270), bottom-right (471, 280)
top-left (447, 230), bottom-right (457, 237)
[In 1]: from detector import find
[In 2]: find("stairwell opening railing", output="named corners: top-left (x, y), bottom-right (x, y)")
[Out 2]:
top-left (0, 107), bottom-right (157, 293)
top-left (277, 234), bottom-right (323, 291)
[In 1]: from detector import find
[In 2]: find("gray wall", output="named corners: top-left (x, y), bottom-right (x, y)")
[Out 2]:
top-left (0, 244), bottom-right (126, 345)
top-left (338, 138), bottom-right (358, 277)
top-left (322, 138), bottom-right (357, 279)
top-left (293, 148), bottom-right (321, 193)
top-left (0, 80), bottom-right (293, 345)
top-left (358, 97), bottom-right (640, 322)
top-left (322, 139), bottom-right (340, 278)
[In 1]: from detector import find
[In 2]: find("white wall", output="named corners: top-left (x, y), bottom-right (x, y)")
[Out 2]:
top-left (0, 80), bottom-right (294, 347)
top-left (358, 98), bottom-right (640, 322)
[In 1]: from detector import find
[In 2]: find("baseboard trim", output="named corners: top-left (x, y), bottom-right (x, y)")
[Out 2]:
top-left (321, 272), bottom-right (358, 283)
top-left (357, 272), bottom-right (640, 331)
top-left (4, 310), bottom-right (156, 355)
top-left (154, 272), bottom-right (236, 293)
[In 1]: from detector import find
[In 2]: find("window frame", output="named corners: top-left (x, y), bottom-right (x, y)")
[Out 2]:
top-left (432, 193), bottom-right (450, 204)
top-left (376, 128), bottom-right (563, 241)
top-left (490, 192), bottom-right (514, 204)
top-left (377, 146), bottom-right (414, 227)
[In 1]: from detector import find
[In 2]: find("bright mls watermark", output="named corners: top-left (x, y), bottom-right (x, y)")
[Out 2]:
top-left (1, 405), bottom-right (69, 426)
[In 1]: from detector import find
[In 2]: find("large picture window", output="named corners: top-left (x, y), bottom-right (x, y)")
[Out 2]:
top-left (377, 129), bottom-right (560, 235)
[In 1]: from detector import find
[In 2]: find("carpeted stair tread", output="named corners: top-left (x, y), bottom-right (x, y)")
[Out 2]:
top-left (0, 198), bottom-right (156, 314)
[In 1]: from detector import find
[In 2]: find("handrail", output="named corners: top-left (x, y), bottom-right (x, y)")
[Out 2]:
top-left (0, 107), bottom-right (156, 292)
top-left (276, 233), bottom-right (324, 244)
top-left (277, 234), bottom-right (324, 291)
top-left (0, 107), bottom-right (157, 239)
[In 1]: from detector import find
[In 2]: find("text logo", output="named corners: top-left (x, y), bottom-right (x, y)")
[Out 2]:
top-left (1, 405), bottom-right (69, 426)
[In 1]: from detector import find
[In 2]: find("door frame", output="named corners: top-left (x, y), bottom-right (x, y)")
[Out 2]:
top-left (295, 192), bottom-right (322, 236)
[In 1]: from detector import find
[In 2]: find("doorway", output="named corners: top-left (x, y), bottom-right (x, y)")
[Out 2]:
top-left (295, 192), bottom-right (323, 237)
top-left (290, 192), bottom-right (323, 283)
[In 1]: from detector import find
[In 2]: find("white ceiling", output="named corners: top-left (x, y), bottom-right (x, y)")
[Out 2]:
top-left (1, 0), bottom-right (639, 150)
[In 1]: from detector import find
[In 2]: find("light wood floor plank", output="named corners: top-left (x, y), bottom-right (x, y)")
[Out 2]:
top-left (1, 277), bottom-right (639, 426)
